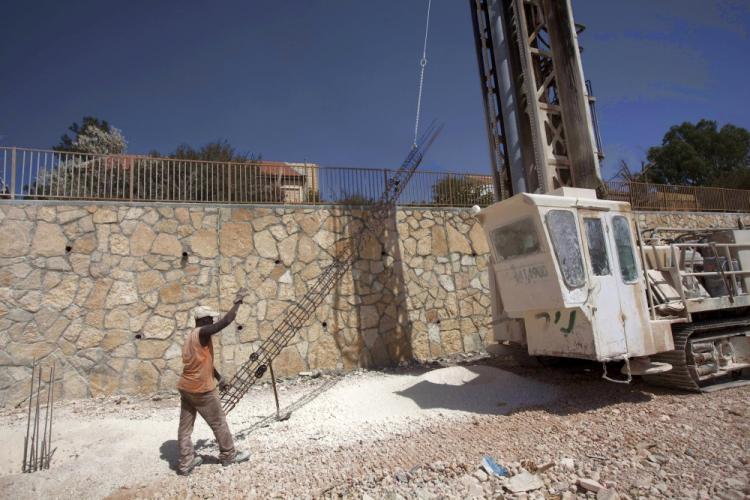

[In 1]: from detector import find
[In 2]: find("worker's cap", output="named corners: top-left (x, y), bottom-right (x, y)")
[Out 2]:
top-left (193, 306), bottom-right (220, 320)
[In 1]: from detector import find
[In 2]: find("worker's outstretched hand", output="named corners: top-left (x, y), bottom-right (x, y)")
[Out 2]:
top-left (234, 287), bottom-right (248, 304)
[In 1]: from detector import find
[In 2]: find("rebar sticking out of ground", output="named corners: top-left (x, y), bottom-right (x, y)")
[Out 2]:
top-left (22, 360), bottom-right (55, 473)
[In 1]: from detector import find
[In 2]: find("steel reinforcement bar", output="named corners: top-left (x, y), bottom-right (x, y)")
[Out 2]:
top-left (219, 125), bottom-right (443, 414)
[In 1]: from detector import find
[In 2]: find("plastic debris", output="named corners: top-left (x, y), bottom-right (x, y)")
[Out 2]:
top-left (481, 455), bottom-right (509, 478)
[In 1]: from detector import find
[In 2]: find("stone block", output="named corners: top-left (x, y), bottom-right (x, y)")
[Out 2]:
top-left (93, 209), bottom-right (118, 224)
top-left (190, 229), bottom-right (217, 258)
top-left (31, 222), bottom-right (67, 257)
top-left (159, 282), bottom-right (182, 304)
top-left (0, 220), bottom-right (33, 257)
top-left (151, 234), bottom-right (182, 256)
top-left (120, 360), bottom-right (159, 395)
top-left (131, 223), bottom-right (156, 256)
top-left (253, 230), bottom-right (278, 259)
top-left (105, 280), bottom-right (138, 308)
top-left (219, 222), bottom-right (253, 257)
top-left (446, 224), bottom-right (472, 254)
top-left (109, 234), bottom-right (130, 256)
top-left (143, 316), bottom-right (176, 340)
top-left (137, 339), bottom-right (171, 359)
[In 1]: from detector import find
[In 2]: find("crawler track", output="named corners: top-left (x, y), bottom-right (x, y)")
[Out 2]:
top-left (645, 317), bottom-right (750, 392)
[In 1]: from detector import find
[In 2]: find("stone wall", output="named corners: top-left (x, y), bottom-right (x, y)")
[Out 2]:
top-left (0, 203), bottom-right (490, 406)
top-left (636, 211), bottom-right (750, 230)
top-left (2, 203), bottom-right (747, 406)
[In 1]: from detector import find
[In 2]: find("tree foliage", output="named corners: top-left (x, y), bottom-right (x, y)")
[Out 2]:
top-left (645, 120), bottom-right (750, 187)
top-left (54, 116), bottom-right (127, 155)
top-left (432, 176), bottom-right (494, 206)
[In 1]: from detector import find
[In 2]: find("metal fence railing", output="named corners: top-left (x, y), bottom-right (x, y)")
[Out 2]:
top-left (0, 147), bottom-right (494, 207)
top-left (601, 180), bottom-right (750, 213)
top-left (1, 147), bottom-right (749, 212)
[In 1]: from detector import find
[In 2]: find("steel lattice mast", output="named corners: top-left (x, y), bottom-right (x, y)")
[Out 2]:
top-left (220, 124), bottom-right (443, 414)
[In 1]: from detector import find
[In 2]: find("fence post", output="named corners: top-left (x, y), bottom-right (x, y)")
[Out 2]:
top-left (227, 164), bottom-right (233, 204)
top-left (10, 147), bottom-right (16, 199)
top-left (383, 169), bottom-right (388, 194)
top-left (129, 158), bottom-right (135, 201)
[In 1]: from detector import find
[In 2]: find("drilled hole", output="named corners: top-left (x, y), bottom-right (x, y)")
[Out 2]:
top-left (436, 319), bottom-right (441, 325)
top-left (322, 321), bottom-right (328, 328)
top-left (381, 251), bottom-right (388, 257)
top-left (237, 325), bottom-right (244, 331)
top-left (65, 245), bottom-right (72, 253)
top-left (134, 334), bottom-right (142, 340)
top-left (275, 259), bottom-right (281, 265)
top-left (471, 252), bottom-right (477, 257)
top-left (182, 251), bottom-right (188, 257)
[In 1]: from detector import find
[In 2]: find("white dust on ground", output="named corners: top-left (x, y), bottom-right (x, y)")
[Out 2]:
top-left (0, 365), bottom-right (557, 500)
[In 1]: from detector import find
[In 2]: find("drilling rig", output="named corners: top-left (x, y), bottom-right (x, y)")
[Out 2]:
top-left (469, 0), bottom-right (750, 390)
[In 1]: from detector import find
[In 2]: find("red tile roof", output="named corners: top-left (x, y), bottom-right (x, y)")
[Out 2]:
top-left (258, 162), bottom-right (305, 177)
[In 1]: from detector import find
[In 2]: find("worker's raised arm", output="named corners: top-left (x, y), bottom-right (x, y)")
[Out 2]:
top-left (198, 289), bottom-right (247, 338)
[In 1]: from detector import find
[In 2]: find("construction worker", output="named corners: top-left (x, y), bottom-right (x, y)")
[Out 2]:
top-left (176, 288), bottom-right (250, 476)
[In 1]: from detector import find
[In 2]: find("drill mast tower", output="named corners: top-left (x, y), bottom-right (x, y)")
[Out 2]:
top-left (470, 0), bottom-right (603, 198)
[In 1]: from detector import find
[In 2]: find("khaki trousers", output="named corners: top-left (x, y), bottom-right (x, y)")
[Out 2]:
top-left (178, 389), bottom-right (235, 472)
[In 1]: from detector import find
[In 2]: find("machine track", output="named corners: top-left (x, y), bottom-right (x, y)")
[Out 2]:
top-left (644, 317), bottom-right (750, 392)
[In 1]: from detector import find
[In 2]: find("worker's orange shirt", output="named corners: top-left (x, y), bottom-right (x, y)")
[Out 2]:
top-left (176, 328), bottom-right (216, 394)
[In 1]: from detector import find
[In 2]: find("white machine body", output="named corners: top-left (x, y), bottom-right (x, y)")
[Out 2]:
top-left (477, 188), bottom-right (673, 362)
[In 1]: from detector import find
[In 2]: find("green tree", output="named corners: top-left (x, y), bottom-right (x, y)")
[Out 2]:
top-left (645, 120), bottom-right (750, 186)
top-left (54, 116), bottom-right (127, 154)
top-left (138, 140), bottom-right (277, 202)
top-left (432, 175), bottom-right (495, 206)
top-left (167, 140), bottom-right (255, 163)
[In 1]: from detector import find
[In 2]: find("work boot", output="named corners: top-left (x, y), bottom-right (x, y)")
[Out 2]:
top-left (222, 450), bottom-right (250, 467)
top-left (177, 456), bottom-right (203, 476)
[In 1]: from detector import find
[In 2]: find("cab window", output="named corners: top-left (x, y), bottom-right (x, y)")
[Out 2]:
top-left (545, 210), bottom-right (585, 289)
top-left (612, 215), bottom-right (638, 283)
top-left (583, 218), bottom-right (611, 276)
top-left (491, 218), bottom-right (540, 261)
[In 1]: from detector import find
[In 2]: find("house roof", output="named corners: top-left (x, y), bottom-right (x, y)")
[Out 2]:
top-left (258, 162), bottom-right (307, 177)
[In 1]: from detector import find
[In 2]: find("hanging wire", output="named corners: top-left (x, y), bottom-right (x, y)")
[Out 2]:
top-left (413, 0), bottom-right (433, 149)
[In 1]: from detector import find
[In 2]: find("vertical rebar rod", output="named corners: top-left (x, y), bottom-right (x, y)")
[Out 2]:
top-left (41, 363), bottom-right (53, 469)
top-left (269, 363), bottom-right (281, 418)
top-left (47, 361), bottom-right (55, 469)
top-left (22, 358), bottom-right (35, 473)
top-left (32, 365), bottom-right (42, 471)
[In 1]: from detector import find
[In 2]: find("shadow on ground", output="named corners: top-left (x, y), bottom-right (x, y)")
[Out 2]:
top-left (159, 440), bottom-right (179, 471)
top-left (395, 359), bottom-right (658, 417)
top-left (174, 376), bottom-right (341, 459)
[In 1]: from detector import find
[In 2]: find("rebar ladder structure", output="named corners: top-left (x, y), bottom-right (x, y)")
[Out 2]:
top-left (220, 125), bottom-right (443, 414)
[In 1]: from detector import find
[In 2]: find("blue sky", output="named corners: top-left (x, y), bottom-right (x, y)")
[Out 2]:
top-left (1, 0), bottom-right (748, 179)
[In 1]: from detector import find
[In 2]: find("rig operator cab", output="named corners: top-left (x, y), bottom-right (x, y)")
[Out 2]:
top-left (474, 188), bottom-right (750, 389)
top-left (475, 188), bottom-right (672, 365)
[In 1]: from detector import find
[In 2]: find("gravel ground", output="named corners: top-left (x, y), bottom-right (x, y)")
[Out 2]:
top-left (1, 355), bottom-right (748, 500)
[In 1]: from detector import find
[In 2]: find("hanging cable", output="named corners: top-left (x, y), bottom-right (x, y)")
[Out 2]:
top-left (412, 0), bottom-right (432, 149)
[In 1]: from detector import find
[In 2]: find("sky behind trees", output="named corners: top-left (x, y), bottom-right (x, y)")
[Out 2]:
top-left (1, 0), bottom-right (749, 179)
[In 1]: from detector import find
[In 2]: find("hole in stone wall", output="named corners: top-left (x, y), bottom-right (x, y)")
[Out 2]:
top-left (274, 259), bottom-right (281, 265)
top-left (381, 251), bottom-right (388, 257)
top-left (471, 251), bottom-right (477, 257)
top-left (181, 251), bottom-right (188, 268)
top-left (134, 334), bottom-right (142, 340)
top-left (65, 245), bottom-right (72, 253)
top-left (237, 325), bottom-right (244, 331)
top-left (436, 319), bottom-right (441, 325)
top-left (321, 321), bottom-right (328, 328)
